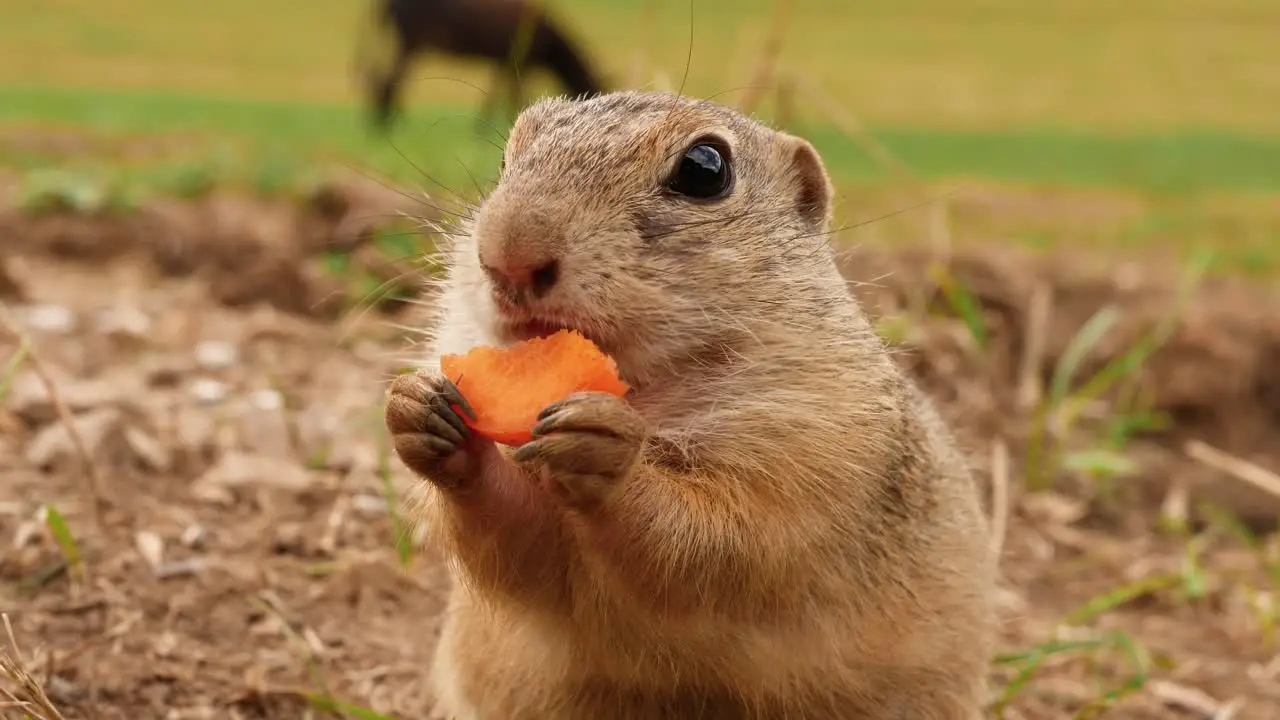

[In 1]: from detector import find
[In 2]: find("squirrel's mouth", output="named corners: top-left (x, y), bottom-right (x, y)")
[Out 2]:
top-left (493, 310), bottom-right (632, 386)
top-left (502, 319), bottom-right (569, 342)
top-left (493, 309), bottom-right (585, 342)
top-left (489, 296), bottom-right (606, 349)
top-left (495, 310), bottom-right (612, 351)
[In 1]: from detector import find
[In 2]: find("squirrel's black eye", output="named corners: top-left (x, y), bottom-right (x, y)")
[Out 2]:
top-left (664, 142), bottom-right (732, 200)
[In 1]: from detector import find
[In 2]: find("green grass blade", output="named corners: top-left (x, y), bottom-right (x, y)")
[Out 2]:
top-left (0, 338), bottom-right (30, 399)
top-left (991, 637), bottom-right (1111, 713)
top-left (1062, 573), bottom-right (1180, 626)
top-left (41, 504), bottom-right (83, 580)
top-left (1071, 633), bottom-right (1152, 719)
top-left (1047, 305), bottom-right (1121, 410)
top-left (1071, 249), bottom-right (1214, 408)
top-left (306, 694), bottom-right (400, 720)
top-left (928, 263), bottom-right (987, 349)
top-left (1024, 304), bottom-right (1121, 489)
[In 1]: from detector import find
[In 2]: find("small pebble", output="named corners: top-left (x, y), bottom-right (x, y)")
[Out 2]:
top-left (154, 558), bottom-right (208, 580)
top-left (248, 388), bottom-right (284, 411)
top-left (12, 519), bottom-right (42, 549)
top-left (153, 630), bottom-right (179, 658)
top-left (22, 304), bottom-right (75, 334)
top-left (96, 306), bottom-right (151, 337)
top-left (135, 530), bottom-right (165, 570)
top-left (190, 378), bottom-right (229, 404)
top-left (194, 341), bottom-right (238, 370)
top-left (352, 493), bottom-right (389, 516)
top-left (180, 524), bottom-right (208, 549)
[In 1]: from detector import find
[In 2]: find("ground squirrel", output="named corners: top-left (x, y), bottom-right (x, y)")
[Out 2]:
top-left (385, 90), bottom-right (996, 719)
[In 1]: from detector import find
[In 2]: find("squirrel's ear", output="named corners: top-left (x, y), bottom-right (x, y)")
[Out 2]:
top-left (779, 133), bottom-right (833, 230)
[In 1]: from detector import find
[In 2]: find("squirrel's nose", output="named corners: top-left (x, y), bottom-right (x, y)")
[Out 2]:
top-left (482, 257), bottom-right (560, 298)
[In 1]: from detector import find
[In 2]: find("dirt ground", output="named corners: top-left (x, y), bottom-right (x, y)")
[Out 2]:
top-left (1, 175), bottom-right (1279, 720)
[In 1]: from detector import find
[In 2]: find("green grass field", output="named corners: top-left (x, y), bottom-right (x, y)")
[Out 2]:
top-left (3, 0), bottom-right (1279, 271)
top-left (6, 0), bottom-right (1279, 132)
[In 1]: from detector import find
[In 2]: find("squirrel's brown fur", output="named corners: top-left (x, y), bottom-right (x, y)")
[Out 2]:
top-left (385, 90), bottom-right (996, 719)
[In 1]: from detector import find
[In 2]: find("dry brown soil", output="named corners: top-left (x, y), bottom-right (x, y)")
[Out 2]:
top-left (1, 177), bottom-right (1279, 719)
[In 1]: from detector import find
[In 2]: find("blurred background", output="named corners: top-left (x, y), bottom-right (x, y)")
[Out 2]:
top-left (4, 0), bottom-right (1278, 271)
top-left (2, 2), bottom-right (1280, 719)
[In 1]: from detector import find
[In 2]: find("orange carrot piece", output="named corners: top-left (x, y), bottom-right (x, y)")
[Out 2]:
top-left (439, 329), bottom-right (629, 446)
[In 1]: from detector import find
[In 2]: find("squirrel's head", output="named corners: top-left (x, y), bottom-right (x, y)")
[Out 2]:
top-left (455, 91), bottom-right (839, 386)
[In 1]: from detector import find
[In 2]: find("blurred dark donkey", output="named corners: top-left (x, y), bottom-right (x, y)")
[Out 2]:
top-left (355, 0), bottom-right (605, 133)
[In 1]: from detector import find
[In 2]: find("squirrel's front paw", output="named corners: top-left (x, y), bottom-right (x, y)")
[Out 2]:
top-left (513, 391), bottom-right (644, 509)
top-left (384, 371), bottom-right (485, 489)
